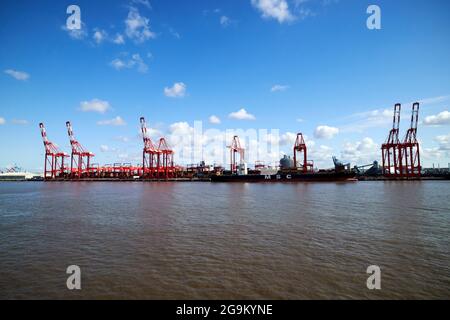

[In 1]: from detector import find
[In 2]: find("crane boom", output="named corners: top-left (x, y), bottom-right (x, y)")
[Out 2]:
top-left (38, 123), bottom-right (67, 179)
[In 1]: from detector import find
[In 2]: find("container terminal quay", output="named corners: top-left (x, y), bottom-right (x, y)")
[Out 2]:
top-left (1, 102), bottom-right (449, 182)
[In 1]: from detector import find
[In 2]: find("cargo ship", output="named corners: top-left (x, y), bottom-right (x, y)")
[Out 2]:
top-left (211, 171), bottom-right (357, 182)
top-left (211, 155), bottom-right (357, 183)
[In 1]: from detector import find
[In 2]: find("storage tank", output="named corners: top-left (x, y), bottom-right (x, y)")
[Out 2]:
top-left (280, 155), bottom-right (294, 169)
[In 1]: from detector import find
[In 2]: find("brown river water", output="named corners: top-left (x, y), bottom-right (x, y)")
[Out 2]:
top-left (0, 181), bottom-right (449, 299)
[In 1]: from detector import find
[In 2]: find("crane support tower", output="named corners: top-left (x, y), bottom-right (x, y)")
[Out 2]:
top-left (157, 137), bottom-right (175, 179)
top-left (140, 117), bottom-right (160, 179)
top-left (399, 102), bottom-right (421, 177)
top-left (293, 133), bottom-right (314, 173)
top-left (66, 121), bottom-right (95, 179)
top-left (39, 123), bottom-right (68, 180)
top-left (228, 135), bottom-right (245, 175)
top-left (381, 103), bottom-right (402, 176)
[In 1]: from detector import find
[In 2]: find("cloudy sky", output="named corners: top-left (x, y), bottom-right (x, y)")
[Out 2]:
top-left (0, 0), bottom-right (449, 171)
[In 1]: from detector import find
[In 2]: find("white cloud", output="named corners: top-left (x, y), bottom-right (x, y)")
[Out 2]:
top-left (131, 54), bottom-right (148, 73)
top-left (115, 136), bottom-right (130, 143)
top-left (140, 125), bottom-right (161, 140)
top-left (271, 84), bottom-right (289, 92)
top-left (164, 82), bottom-right (187, 98)
top-left (341, 137), bottom-right (378, 164)
top-left (220, 16), bottom-right (230, 27)
top-left (167, 122), bottom-right (195, 157)
top-left (165, 122), bottom-right (225, 165)
top-left (251, 0), bottom-right (294, 23)
top-left (169, 122), bottom-right (194, 135)
top-left (80, 99), bottom-right (111, 113)
top-left (12, 119), bottom-right (28, 125)
top-left (97, 116), bottom-right (127, 126)
top-left (263, 132), bottom-right (281, 145)
top-left (110, 58), bottom-right (127, 70)
top-left (435, 134), bottom-right (450, 151)
top-left (276, 132), bottom-right (315, 147)
top-left (203, 8), bottom-right (222, 16)
top-left (296, 118), bottom-right (304, 123)
top-left (209, 115), bottom-right (221, 124)
top-left (100, 145), bottom-right (109, 152)
top-left (422, 147), bottom-right (445, 161)
top-left (0, 117), bottom-right (5, 125)
top-left (314, 125), bottom-right (339, 139)
top-left (295, 7), bottom-right (313, 20)
top-left (423, 111), bottom-right (450, 126)
top-left (229, 108), bottom-right (256, 120)
top-left (340, 96), bottom-right (450, 133)
top-left (4, 69), bottom-right (30, 81)
top-left (93, 29), bottom-right (107, 44)
top-left (340, 108), bottom-right (393, 133)
top-left (417, 95), bottom-right (450, 106)
top-left (110, 53), bottom-right (148, 73)
top-left (125, 7), bottom-right (156, 43)
top-left (169, 28), bottom-right (181, 39)
top-left (435, 134), bottom-right (450, 144)
top-left (131, 0), bottom-right (151, 8)
top-left (61, 23), bottom-right (88, 40)
top-left (113, 33), bottom-right (125, 44)
top-left (309, 145), bottom-right (334, 166)
top-left (279, 132), bottom-right (297, 146)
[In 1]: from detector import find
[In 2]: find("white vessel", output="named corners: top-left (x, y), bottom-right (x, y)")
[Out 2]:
top-left (0, 166), bottom-right (42, 181)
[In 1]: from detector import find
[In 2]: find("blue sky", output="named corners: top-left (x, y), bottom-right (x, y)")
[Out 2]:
top-left (1, 0), bottom-right (449, 171)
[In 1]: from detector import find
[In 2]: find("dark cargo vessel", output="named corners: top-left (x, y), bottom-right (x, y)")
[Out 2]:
top-left (211, 171), bottom-right (357, 182)
top-left (212, 155), bottom-right (357, 183)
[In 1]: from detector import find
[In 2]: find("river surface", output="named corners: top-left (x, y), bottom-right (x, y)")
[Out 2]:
top-left (0, 181), bottom-right (449, 299)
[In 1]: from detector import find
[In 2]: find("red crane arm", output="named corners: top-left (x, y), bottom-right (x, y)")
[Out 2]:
top-left (39, 122), bottom-right (65, 155)
top-left (140, 117), bottom-right (158, 151)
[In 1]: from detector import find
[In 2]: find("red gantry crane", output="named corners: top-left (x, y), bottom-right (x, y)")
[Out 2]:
top-left (140, 117), bottom-right (160, 179)
top-left (293, 133), bottom-right (314, 173)
top-left (381, 103), bottom-right (402, 176)
top-left (140, 117), bottom-right (176, 180)
top-left (228, 135), bottom-right (245, 175)
top-left (66, 121), bottom-right (94, 178)
top-left (39, 123), bottom-right (68, 180)
top-left (157, 137), bottom-right (175, 179)
top-left (399, 102), bottom-right (421, 177)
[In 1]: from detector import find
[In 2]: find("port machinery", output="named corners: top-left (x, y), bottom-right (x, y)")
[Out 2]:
top-left (39, 118), bottom-right (177, 181)
top-left (212, 133), bottom-right (357, 182)
top-left (66, 121), bottom-right (95, 179)
top-left (228, 133), bottom-right (315, 174)
top-left (293, 133), bottom-right (314, 173)
top-left (38, 102), bottom-right (423, 181)
top-left (381, 103), bottom-right (402, 177)
top-left (140, 117), bottom-right (176, 179)
top-left (39, 123), bottom-right (68, 179)
top-left (399, 102), bottom-right (421, 177)
top-left (228, 135), bottom-right (245, 175)
top-left (381, 102), bottom-right (421, 178)
top-left (157, 137), bottom-right (175, 179)
top-left (141, 116), bottom-right (160, 179)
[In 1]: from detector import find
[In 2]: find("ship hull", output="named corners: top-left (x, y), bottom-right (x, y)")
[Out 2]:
top-left (211, 171), bottom-right (357, 183)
